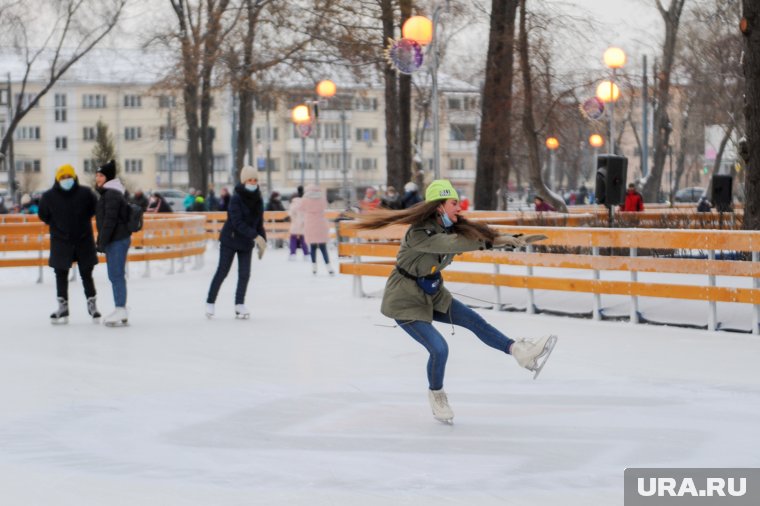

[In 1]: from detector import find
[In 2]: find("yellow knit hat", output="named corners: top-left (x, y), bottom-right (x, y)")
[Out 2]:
top-left (55, 164), bottom-right (77, 181)
top-left (425, 179), bottom-right (459, 202)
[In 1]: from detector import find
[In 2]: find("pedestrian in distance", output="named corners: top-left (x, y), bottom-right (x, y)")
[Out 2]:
top-left (146, 192), bottom-right (173, 213)
top-left (287, 185), bottom-right (310, 261)
top-left (401, 182), bottom-right (422, 209)
top-left (218, 187), bottom-right (231, 212)
top-left (301, 184), bottom-right (334, 275)
top-left (38, 164), bottom-right (101, 324)
top-left (205, 166), bottom-right (267, 320)
top-left (620, 183), bottom-right (644, 212)
top-left (266, 191), bottom-right (287, 249)
top-left (94, 160), bottom-right (132, 327)
top-left (697, 196), bottom-right (712, 213)
top-left (130, 189), bottom-right (149, 211)
top-left (534, 196), bottom-right (555, 212)
top-left (351, 179), bottom-right (556, 424)
top-left (381, 186), bottom-right (402, 210)
top-left (360, 187), bottom-right (381, 212)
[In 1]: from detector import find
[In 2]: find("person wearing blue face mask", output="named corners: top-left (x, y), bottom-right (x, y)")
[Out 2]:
top-left (205, 165), bottom-right (267, 319)
top-left (38, 164), bottom-right (100, 324)
top-left (351, 179), bottom-right (555, 424)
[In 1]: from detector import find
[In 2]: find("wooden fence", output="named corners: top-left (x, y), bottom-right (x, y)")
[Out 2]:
top-left (337, 222), bottom-right (760, 334)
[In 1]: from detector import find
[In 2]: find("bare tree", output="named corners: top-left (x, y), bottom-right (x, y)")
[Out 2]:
top-left (474, 0), bottom-right (518, 210)
top-left (642, 0), bottom-right (687, 202)
top-left (516, 0), bottom-right (566, 212)
top-left (161, 0), bottom-right (242, 195)
top-left (0, 0), bottom-right (126, 201)
top-left (743, 0), bottom-right (760, 228)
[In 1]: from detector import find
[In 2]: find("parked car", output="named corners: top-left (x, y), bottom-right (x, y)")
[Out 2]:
top-left (674, 187), bottom-right (706, 203)
top-left (154, 188), bottom-right (189, 212)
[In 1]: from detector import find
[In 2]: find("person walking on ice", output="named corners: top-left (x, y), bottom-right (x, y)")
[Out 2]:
top-left (352, 179), bottom-right (556, 424)
top-left (205, 166), bottom-right (267, 319)
top-left (38, 164), bottom-right (100, 324)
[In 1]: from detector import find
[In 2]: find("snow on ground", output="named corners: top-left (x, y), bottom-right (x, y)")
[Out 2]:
top-left (1, 245), bottom-right (759, 506)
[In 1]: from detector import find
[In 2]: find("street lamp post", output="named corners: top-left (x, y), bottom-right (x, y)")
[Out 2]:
top-left (589, 133), bottom-right (604, 182)
top-left (317, 80), bottom-right (352, 204)
top-left (545, 137), bottom-right (559, 190)
top-left (602, 47), bottom-right (626, 154)
top-left (403, 4), bottom-right (448, 180)
top-left (291, 104), bottom-right (311, 186)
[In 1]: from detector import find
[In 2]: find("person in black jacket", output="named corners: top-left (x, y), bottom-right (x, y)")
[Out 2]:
top-left (146, 192), bottom-right (173, 213)
top-left (94, 160), bottom-right (132, 327)
top-left (205, 166), bottom-right (267, 319)
top-left (38, 164), bottom-right (100, 324)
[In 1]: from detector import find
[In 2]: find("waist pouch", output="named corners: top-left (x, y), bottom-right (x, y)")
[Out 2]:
top-left (397, 266), bottom-right (442, 296)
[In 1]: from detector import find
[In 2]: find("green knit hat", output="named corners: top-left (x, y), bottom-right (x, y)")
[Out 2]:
top-left (424, 179), bottom-right (459, 202)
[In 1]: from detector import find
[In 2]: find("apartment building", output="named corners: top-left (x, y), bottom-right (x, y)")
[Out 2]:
top-left (0, 49), bottom-right (482, 201)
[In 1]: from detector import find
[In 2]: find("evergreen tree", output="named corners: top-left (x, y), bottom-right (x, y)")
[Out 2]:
top-left (92, 120), bottom-right (117, 175)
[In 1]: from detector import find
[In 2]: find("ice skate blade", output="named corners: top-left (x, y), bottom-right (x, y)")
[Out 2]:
top-left (50, 317), bottom-right (69, 325)
top-left (91, 317), bottom-right (101, 324)
top-left (235, 314), bottom-right (250, 320)
top-left (531, 334), bottom-right (557, 379)
top-left (104, 320), bottom-right (128, 327)
top-left (205, 313), bottom-right (214, 319)
top-left (434, 417), bottom-right (454, 425)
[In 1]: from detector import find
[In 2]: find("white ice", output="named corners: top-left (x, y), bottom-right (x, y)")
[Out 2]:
top-left (1, 246), bottom-right (759, 505)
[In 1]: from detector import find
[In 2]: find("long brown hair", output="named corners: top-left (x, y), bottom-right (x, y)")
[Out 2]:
top-left (350, 200), bottom-right (499, 242)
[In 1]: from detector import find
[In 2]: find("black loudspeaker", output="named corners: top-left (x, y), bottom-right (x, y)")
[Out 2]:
top-left (595, 154), bottom-right (628, 206)
top-left (712, 174), bottom-right (733, 211)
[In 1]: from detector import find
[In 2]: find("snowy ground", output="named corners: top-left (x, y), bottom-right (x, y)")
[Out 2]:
top-left (1, 245), bottom-right (759, 506)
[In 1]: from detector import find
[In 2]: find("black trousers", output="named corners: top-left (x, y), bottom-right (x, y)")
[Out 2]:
top-left (206, 245), bottom-right (252, 305)
top-left (55, 266), bottom-right (96, 301)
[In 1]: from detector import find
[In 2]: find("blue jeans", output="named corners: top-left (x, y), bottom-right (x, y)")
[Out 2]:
top-left (207, 245), bottom-right (252, 305)
top-left (104, 237), bottom-right (130, 307)
top-left (310, 243), bottom-right (330, 264)
top-left (396, 298), bottom-right (515, 390)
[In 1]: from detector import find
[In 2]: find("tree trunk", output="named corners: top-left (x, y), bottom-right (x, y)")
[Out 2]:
top-left (743, 0), bottom-right (760, 229)
top-left (643, 0), bottom-right (686, 202)
top-left (398, 0), bottom-right (413, 190)
top-left (517, 0), bottom-right (566, 212)
top-left (380, 0), bottom-right (402, 190)
top-left (474, 0), bottom-right (518, 210)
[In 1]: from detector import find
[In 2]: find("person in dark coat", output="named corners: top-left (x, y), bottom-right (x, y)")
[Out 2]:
top-left (401, 182), bottom-right (422, 209)
top-left (218, 187), bottom-right (231, 212)
top-left (130, 189), bottom-right (149, 211)
top-left (205, 166), bottom-right (267, 319)
top-left (206, 188), bottom-right (220, 211)
top-left (146, 192), bottom-right (173, 213)
top-left (266, 191), bottom-right (286, 248)
top-left (38, 164), bottom-right (100, 324)
top-left (95, 160), bottom-right (132, 326)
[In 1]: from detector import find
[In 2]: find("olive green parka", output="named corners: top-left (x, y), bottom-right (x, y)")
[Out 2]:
top-left (380, 218), bottom-right (491, 322)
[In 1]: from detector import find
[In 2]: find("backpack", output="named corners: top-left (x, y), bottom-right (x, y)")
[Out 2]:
top-left (126, 202), bottom-right (144, 232)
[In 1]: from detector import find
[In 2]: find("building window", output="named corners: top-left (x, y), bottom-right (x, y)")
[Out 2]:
top-left (254, 97), bottom-right (277, 111)
top-left (54, 93), bottom-right (67, 122)
top-left (450, 158), bottom-right (465, 171)
top-left (158, 95), bottom-right (176, 108)
top-left (83, 94), bottom-right (107, 109)
top-left (15, 126), bottom-right (41, 140)
top-left (355, 158), bottom-right (377, 171)
top-left (83, 127), bottom-right (96, 141)
top-left (14, 93), bottom-right (38, 109)
top-left (354, 97), bottom-right (378, 111)
top-left (448, 98), bottom-right (462, 110)
top-left (321, 123), bottom-right (342, 140)
top-left (255, 126), bottom-right (279, 142)
top-left (159, 126), bottom-right (176, 140)
top-left (355, 128), bottom-right (378, 142)
top-left (83, 159), bottom-right (98, 173)
top-left (124, 127), bottom-right (142, 141)
top-left (55, 136), bottom-right (68, 150)
top-left (449, 123), bottom-right (477, 141)
top-left (15, 159), bottom-right (41, 173)
top-left (124, 159), bottom-right (143, 173)
top-left (123, 95), bottom-right (142, 108)
top-left (256, 157), bottom-right (280, 172)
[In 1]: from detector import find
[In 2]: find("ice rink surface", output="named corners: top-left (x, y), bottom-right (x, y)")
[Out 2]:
top-left (1, 246), bottom-right (759, 505)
